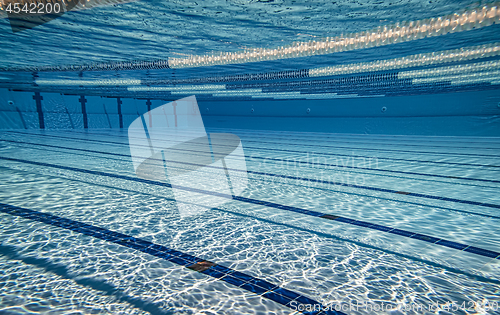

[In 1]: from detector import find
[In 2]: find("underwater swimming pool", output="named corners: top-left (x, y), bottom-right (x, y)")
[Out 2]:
top-left (0, 127), bottom-right (499, 314)
top-left (1, 0), bottom-right (500, 314)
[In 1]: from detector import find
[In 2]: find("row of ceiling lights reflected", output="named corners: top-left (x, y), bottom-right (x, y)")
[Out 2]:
top-left (7, 3), bottom-right (500, 73)
top-left (169, 3), bottom-right (500, 68)
top-left (34, 43), bottom-right (500, 94)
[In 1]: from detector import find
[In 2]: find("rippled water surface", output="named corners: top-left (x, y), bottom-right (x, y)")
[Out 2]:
top-left (0, 0), bottom-right (491, 68)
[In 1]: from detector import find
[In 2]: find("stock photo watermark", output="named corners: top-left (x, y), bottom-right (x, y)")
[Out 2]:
top-left (128, 95), bottom-right (248, 218)
top-left (2, 0), bottom-right (81, 32)
top-left (248, 152), bottom-right (379, 188)
top-left (127, 95), bottom-right (381, 217)
top-left (250, 152), bottom-right (379, 170)
top-left (290, 300), bottom-right (500, 313)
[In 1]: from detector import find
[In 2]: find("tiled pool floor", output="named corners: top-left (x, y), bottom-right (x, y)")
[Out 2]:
top-left (0, 129), bottom-right (499, 314)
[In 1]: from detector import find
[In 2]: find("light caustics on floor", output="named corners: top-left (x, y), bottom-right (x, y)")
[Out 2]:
top-left (0, 128), bottom-right (499, 313)
top-left (1, 131), bottom-right (499, 271)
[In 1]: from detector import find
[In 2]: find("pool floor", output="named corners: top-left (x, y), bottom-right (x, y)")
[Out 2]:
top-left (0, 128), bottom-right (499, 314)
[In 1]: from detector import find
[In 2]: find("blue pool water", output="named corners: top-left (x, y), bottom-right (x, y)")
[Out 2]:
top-left (0, 129), bottom-right (499, 314)
top-left (1, 0), bottom-right (500, 314)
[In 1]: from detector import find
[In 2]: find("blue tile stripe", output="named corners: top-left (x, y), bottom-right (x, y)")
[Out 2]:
top-left (1, 156), bottom-right (499, 261)
top-left (74, 129), bottom-right (500, 184)
top-left (206, 128), bottom-right (500, 147)
top-left (9, 129), bottom-right (500, 173)
top-left (84, 130), bottom-right (500, 174)
top-left (68, 129), bottom-right (500, 169)
top-left (202, 129), bottom-right (500, 151)
top-left (3, 138), bottom-right (500, 213)
top-left (4, 139), bottom-right (498, 222)
top-left (207, 135), bottom-right (499, 158)
top-left (0, 202), bottom-right (344, 315)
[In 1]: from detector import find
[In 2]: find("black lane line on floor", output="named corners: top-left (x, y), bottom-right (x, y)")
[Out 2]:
top-left (5, 130), bottom-right (500, 170)
top-left (6, 163), bottom-right (500, 289)
top-left (96, 127), bottom-right (500, 149)
top-left (0, 203), bottom-right (343, 315)
top-left (79, 129), bottom-right (500, 185)
top-left (122, 129), bottom-right (500, 158)
top-left (77, 128), bottom-right (500, 158)
top-left (1, 156), bottom-right (499, 261)
top-left (70, 129), bottom-right (500, 168)
top-left (204, 127), bottom-right (500, 147)
top-left (124, 130), bottom-right (500, 184)
top-left (5, 140), bottom-right (498, 222)
top-left (4, 131), bottom-right (500, 185)
top-left (202, 128), bottom-right (500, 150)
top-left (71, 129), bottom-right (500, 183)
top-left (3, 138), bottom-right (500, 214)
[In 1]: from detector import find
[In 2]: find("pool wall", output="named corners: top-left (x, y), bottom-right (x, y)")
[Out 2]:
top-left (1, 88), bottom-right (499, 136)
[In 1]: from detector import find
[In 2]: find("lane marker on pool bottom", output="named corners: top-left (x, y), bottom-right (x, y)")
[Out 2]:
top-left (6, 130), bottom-right (499, 171)
top-left (0, 203), bottom-right (345, 315)
top-left (3, 138), bottom-right (500, 210)
top-left (3, 138), bottom-right (500, 227)
top-left (75, 128), bottom-right (500, 159)
top-left (53, 129), bottom-right (500, 170)
top-left (102, 129), bottom-right (500, 184)
top-left (1, 156), bottom-right (499, 261)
